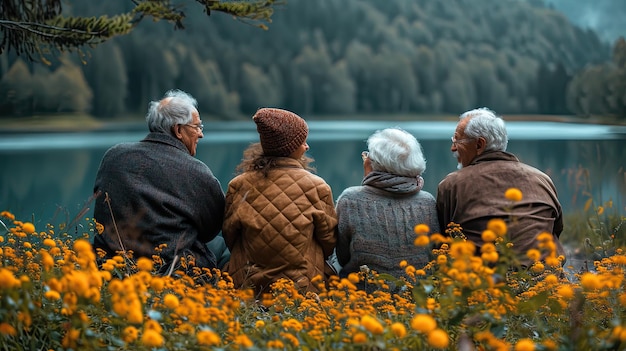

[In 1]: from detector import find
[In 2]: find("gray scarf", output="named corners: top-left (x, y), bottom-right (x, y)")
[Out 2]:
top-left (362, 171), bottom-right (424, 194)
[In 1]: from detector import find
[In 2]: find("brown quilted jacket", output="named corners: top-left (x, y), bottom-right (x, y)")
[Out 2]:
top-left (222, 157), bottom-right (337, 295)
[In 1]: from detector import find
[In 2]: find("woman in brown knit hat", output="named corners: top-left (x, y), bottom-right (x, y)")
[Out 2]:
top-left (222, 108), bottom-right (338, 297)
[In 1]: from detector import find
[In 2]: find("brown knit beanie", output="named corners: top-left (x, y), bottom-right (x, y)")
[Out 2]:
top-left (253, 108), bottom-right (309, 157)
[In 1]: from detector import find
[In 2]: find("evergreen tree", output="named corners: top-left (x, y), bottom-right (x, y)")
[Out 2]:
top-left (0, 0), bottom-right (282, 62)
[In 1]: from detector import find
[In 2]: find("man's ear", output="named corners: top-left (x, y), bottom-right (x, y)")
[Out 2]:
top-left (476, 137), bottom-right (487, 154)
top-left (173, 125), bottom-right (183, 139)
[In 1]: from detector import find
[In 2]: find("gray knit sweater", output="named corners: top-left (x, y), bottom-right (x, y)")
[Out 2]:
top-left (335, 171), bottom-right (440, 278)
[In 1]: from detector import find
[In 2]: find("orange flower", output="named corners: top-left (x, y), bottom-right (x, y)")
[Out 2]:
top-left (410, 314), bottom-right (437, 333)
top-left (414, 224), bottom-right (430, 235)
top-left (504, 188), bottom-right (523, 202)
top-left (21, 222), bottom-right (35, 234)
top-left (141, 329), bottom-right (164, 348)
top-left (487, 219), bottom-right (507, 237)
top-left (514, 338), bottom-right (536, 351)
top-left (391, 322), bottom-right (407, 338)
top-left (427, 328), bottom-right (449, 349)
top-left (360, 315), bottom-right (384, 335)
top-left (197, 330), bottom-right (220, 346)
top-left (0, 322), bottom-right (17, 336)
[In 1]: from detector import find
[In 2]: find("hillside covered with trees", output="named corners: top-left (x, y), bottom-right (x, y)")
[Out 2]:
top-left (1, 0), bottom-right (625, 120)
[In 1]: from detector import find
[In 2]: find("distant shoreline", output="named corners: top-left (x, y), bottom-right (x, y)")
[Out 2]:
top-left (1, 113), bottom-right (624, 134)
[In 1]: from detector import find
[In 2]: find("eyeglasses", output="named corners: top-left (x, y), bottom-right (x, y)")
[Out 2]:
top-left (451, 136), bottom-right (473, 146)
top-left (183, 123), bottom-right (204, 132)
top-left (361, 151), bottom-right (369, 162)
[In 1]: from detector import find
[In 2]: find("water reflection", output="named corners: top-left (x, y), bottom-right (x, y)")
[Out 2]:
top-left (1, 121), bottom-right (625, 225)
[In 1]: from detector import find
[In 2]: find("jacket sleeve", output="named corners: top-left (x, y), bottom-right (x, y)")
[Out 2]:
top-left (436, 179), bottom-right (452, 236)
top-left (334, 195), bottom-right (352, 267)
top-left (221, 182), bottom-right (241, 250)
top-left (198, 174), bottom-right (226, 243)
top-left (312, 183), bottom-right (338, 258)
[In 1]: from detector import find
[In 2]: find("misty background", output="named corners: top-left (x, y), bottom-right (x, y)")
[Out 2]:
top-left (546, 0), bottom-right (626, 44)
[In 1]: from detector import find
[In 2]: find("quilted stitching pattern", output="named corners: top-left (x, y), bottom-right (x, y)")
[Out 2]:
top-left (223, 158), bottom-right (337, 293)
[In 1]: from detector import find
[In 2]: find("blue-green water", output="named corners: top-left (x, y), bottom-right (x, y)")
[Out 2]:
top-left (1, 121), bottom-right (625, 226)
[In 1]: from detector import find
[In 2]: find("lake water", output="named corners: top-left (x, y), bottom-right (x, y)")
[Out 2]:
top-left (1, 120), bottom-right (625, 227)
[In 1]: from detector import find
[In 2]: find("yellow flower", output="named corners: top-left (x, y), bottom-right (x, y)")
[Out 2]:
top-left (580, 272), bottom-right (601, 291)
top-left (480, 243), bottom-right (496, 253)
top-left (391, 322), bottom-right (406, 338)
top-left (414, 235), bottom-right (430, 247)
top-left (530, 262), bottom-right (544, 274)
top-left (150, 277), bottom-right (165, 292)
top-left (127, 305), bottom-right (144, 325)
top-left (435, 256), bottom-right (447, 267)
top-left (234, 334), bottom-right (253, 348)
top-left (0, 211), bottom-right (15, 220)
top-left (427, 328), bottom-right (449, 349)
top-left (95, 221), bottom-right (105, 234)
top-left (526, 249), bottom-right (541, 262)
top-left (481, 230), bottom-right (497, 242)
top-left (0, 322), bottom-right (17, 336)
top-left (282, 318), bottom-right (303, 332)
top-left (0, 268), bottom-right (21, 289)
top-left (136, 257), bottom-right (153, 272)
top-left (21, 222), bottom-right (35, 234)
top-left (545, 256), bottom-right (561, 268)
top-left (352, 332), bottom-right (367, 344)
top-left (73, 239), bottom-right (92, 253)
top-left (122, 326), bottom-right (139, 343)
top-left (44, 290), bottom-right (61, 300)
top-left (481, 251), bottom-right (499, 264)
top-left (411, 314), bottom-right (437, 333)
top-left (414, 224), bottom-right (430, 235)
top-left (505, 188), bottom-right (523, 202)
top-left (596, 206), bottom-right (604, 215)
top-left (163, 294), bottom-right (180, 309)
top-left (197, 330), bottom-right (220, 346)
top-left (347, 273), bottom-right (360, 284)
top-left (514, 338), bottom-right (536, 351)
top-left (41, 251), bottom-right (55, 271)
top-left (141, 329), bottom-right (164, 348)
top-left (426, 297), bottom-right (438, 310)
top-left (61, 328), bottom-right (80, 349)
top-left (43, 238), bottom-right (56, 247)
top-left (360, 315), bottom-right (384, 335)
top-left (487, 218), bottom-right (507, 237)
top-left (267, 340), bottom-right (285, 348)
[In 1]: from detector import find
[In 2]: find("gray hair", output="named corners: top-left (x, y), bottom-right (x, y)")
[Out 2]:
top-left (460, 107), bottom-right (508, 152)
top-left (367, 128), bottom-right (426, 177)
top-left (146, 89), bottom-right (198, 134)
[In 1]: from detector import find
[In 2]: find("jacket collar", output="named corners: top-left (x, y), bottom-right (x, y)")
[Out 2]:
top-left (470, 150), bottom-right (519, 166)
top-left (141, 132), bottom-right (189, 154)
top-left (273, 157), bottom-right (306, 169)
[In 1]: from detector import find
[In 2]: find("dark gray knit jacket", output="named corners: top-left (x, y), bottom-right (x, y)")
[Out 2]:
top-left (92, 132), bottom-right (225, 273)
top-left (335, 171), bottom-right (440, 278)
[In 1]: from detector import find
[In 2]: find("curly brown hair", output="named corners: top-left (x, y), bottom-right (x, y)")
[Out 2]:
top-left (235, 142), bottom-right (316, 177)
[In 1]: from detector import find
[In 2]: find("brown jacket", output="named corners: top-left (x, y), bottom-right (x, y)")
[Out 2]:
top-left (222, 158), bottom-right (337, 295)
top-left (437, 151), bottom-right (564, 267)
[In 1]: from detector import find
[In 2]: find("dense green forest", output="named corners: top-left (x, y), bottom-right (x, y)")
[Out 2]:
top-left (1, 0), bottom-right (625, 120)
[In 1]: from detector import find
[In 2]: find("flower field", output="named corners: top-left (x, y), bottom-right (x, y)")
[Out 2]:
top-left (0, 189), bottom-right (625, 350)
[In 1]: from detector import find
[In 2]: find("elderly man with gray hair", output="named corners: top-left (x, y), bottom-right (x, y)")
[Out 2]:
top-left (436, 107), bottom-right (565, 268)
top-left (92, 89), bottom-right (226, 276)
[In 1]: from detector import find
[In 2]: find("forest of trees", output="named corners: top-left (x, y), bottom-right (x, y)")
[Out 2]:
top-left (0, 0), bottom-right (625, 120)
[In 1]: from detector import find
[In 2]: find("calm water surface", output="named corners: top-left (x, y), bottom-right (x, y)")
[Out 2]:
top-left (1, 121), bottom-right (625, 226)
